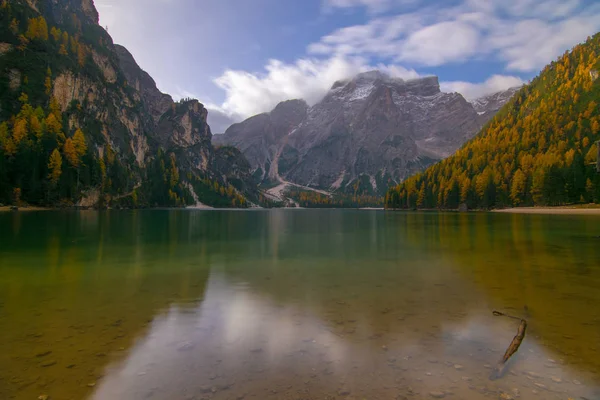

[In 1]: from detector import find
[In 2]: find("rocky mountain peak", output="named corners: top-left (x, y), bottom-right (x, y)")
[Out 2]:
top-left (216, 69), bottom-right (518, 197)
top-left (47, 0), bottom-right (100, 25)
top-left (271, 99), bottom-right (308, 116)
top-left (403, 76), bottom-right (440, 96)
top-left (270, 99), bottom-right (309, 128)
top-left (329, 72), bottom-right (441, 104)
top-left (471, 86), bottom-right (522, 119)
top-left (115, 44), bottom-right (174, 123)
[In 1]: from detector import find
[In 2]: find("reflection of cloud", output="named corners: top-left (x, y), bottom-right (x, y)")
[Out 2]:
top-left (91, 269), bottom-right (600, 400)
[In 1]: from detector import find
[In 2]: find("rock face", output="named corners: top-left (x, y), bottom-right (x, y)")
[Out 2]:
top-left (114, 45), bottom-right (173, 123)
top-left (212, 99), bottom-right (309, 183)
top-left (471, 87), bottom-right (522, 121)
top-left (217, 71), bottom-right (514, 195)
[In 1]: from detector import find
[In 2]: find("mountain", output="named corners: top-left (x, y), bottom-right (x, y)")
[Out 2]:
top-left (212, 99), bottom-right (308, 184)
top-left (471, 86), bottom-right (522, 121)
top-left (385, 33), bottom-right (600, 210)
top-left (216, 71), bottom-right (514, 196)
top-left (0, 0), bottom-right (257, 208)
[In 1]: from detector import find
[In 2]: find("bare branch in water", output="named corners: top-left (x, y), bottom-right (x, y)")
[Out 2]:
top-left (489, 310), bottom-right (527, 380)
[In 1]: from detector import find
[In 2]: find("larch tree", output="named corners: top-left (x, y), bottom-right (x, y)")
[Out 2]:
top-left (48, 148), bottom-right (62, 185)
top-left (72, 129), bottom-right (87, 157)
top-left (72, 129), bottom-right (87, 187)
top-left (63, 138), bottom-right (79, 167)
top-left (510, 169), bottom-right (527, 206)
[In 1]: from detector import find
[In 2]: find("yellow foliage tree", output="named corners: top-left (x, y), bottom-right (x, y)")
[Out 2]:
top-left (63, 138), bottom-right (79, 167)
top-left (26, 16), bottom-right (48, 41)
top-left (0, 122), bottom-right (15, 156)
top-left (586, 143), bottom-right (598, 164)
top-left (30, 115), bottom-right (42, 139)
top-left (510, 169), bottom-right (527, 206)
top-left (48, 148), bottom-right (62, 185)
top-left (50, 27), bottom-right (61, 42)
top-left (592, 119), bottom-right (600, 135)
top-left (73, 129), bottom-right (87, 158)
top-left (12, 118), bottom-right (28, 145)
top-left (45, 113), bottom-right (63, 137)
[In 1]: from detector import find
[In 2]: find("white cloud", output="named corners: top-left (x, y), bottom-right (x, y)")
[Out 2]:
top-left (486, 16), bottom-right (600, 71)
top-left (323, 0), bottom-right (420, 14)
top-left (310, 0), bottom-right (600, 71)
top-left (441, 74), bottom-right (525, 100)
top-left (213, 56), bottom-right (421, 122)
top-left (399, 21), bottom-right (480, 65)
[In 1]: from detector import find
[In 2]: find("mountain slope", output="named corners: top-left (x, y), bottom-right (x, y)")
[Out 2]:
top-left (216, 71), bottom-right (514, 196)
top-left (385, 33), bottom-right (600, 210)
top-left (0, 0), bottom-right (257, 208)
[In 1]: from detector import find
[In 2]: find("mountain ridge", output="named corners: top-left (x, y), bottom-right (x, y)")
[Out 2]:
top-left (215, 71), bottom-right (517, 196)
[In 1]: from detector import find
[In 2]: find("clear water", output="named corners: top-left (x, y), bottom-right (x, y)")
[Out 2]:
top-left (1, 210), bottom-right (599, 400)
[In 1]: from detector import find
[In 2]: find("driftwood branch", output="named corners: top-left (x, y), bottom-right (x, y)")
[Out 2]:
top-left (489, 310), bottom-right (527, 380)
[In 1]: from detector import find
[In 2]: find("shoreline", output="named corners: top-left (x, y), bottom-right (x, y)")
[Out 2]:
top-left (493, 207), bottom-right (600, 215)
top-left (4, 205), bottom-right (600, 215)
top-left (0, 205), bottom-right (54, 212)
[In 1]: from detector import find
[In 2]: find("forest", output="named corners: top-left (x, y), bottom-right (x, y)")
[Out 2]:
top-left (287, 188), bottom-right (383, 208)
top-left (385, 32), bottom-right (600, 210)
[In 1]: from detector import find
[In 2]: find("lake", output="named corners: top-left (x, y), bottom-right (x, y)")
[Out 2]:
top-left (1, 209), bottom-right (600, 400)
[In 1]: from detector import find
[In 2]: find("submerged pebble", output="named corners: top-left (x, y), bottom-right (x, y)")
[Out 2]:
top-left (40, 360), bottom-right (57, 367)
top-left (429, 391), bottom-right (446, 398)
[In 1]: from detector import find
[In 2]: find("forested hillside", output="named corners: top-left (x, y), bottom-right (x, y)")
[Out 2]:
top-left (385, 33), bottom-right (600, 210)
top-left (0, 0), bottom-right (258, 208)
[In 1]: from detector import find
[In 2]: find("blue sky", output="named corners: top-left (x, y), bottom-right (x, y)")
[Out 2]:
top-left (96, 0), bottom-right (600, 132)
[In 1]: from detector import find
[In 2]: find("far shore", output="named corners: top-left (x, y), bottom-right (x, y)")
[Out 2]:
top-left (493, 206), bottom-right (600, 215)
top-left (3, 205), bottom-right (600, 215)
top-left (0, 205), bottom-right (53, 212)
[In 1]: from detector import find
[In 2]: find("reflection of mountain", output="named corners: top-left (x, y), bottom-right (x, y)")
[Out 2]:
top-left (0, 211), bottom-right (212, 400)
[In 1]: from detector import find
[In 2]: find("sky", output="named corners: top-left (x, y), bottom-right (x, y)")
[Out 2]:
top-left (96, 0), bottom-right (600, 133)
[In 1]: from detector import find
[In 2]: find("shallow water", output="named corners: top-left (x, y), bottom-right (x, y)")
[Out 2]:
top-left (1, 209), bottom-right (600, 400)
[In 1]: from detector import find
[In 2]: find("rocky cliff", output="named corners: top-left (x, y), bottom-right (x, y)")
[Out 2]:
top-left (0, 0), bottom-right (257, 207)
top-left (217, 71), bottom-right (514, 196)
